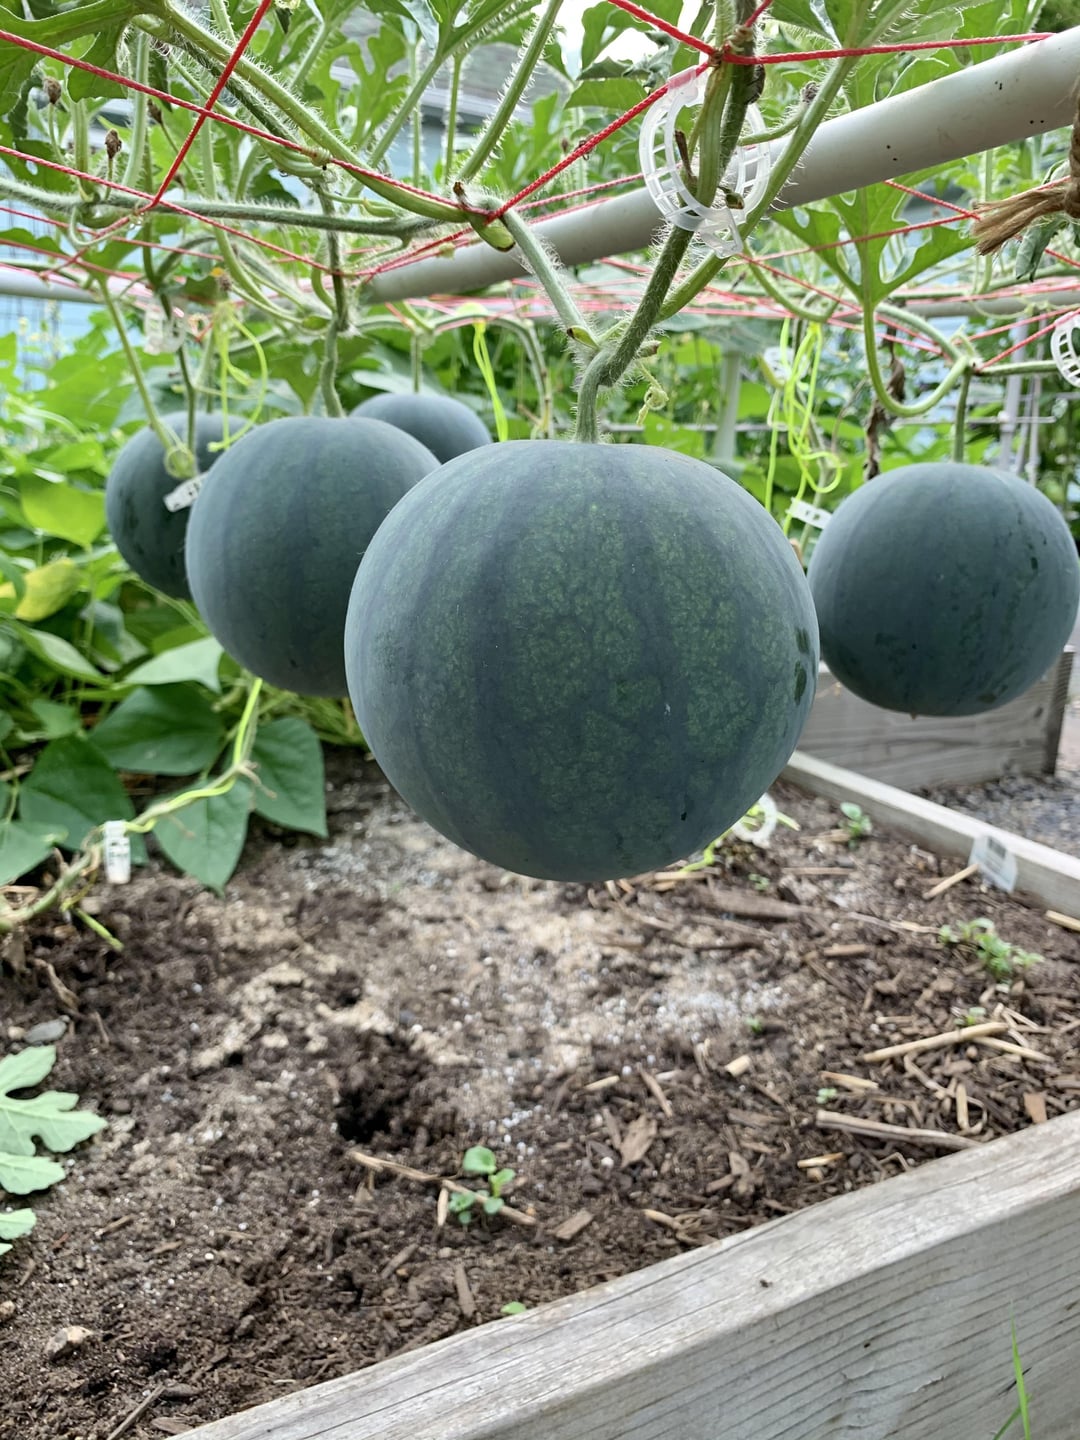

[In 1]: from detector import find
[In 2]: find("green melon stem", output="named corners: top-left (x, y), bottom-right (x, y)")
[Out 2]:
top-left (501, 208), bottom-right (596, 348)
top-left (95, 280), bottom-right (193, 478)
top-left (454, 0), bottom-right (564, 186)
top-left (320, 318), bottom-right (346, 418)
top-left (572, 41), bottom-right (752, 445)
top-left (951, 364), bottom-right (974, 464)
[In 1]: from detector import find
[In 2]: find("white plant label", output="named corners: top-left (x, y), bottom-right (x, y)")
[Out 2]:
top-left (787, 498), bottom-right (832, 529)
top-left (103, 821), bottom-right (132, 885)
top-left (968, 832), bottom-right (1017, 893)
top-left (143, 303), bottom-right (185, 356)
top-left (640, 67), bottom-right (768, 258)
top-left (163, 476), bottom-right (203, 512)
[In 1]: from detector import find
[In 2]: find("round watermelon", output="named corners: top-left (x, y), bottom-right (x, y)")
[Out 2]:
top-left (185, 416), bottom-right (438, 696)
top-left (807, 462), bottom-right (1080, 716)
top-left (105, 412), bottom-right (225, 599)
top-left (344, 440), bottom-right (819, 881)
top-left (351, 392), bottom-right (492, 464)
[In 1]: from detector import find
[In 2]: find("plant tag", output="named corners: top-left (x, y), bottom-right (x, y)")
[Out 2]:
top-left (787, 498), bottom-right (831, 529)
top-left (143, 303), bottom-right (184, 356)
top-left (968, 833), bottom-right (1017, 893)
top-left (102, 821), bottom-right (131, 884)
top-left (163, 476), bottom-right (203, 512)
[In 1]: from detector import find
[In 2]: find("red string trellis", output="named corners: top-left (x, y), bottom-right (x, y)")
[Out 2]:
top-left (0, 0), bottom-right (1067, 377)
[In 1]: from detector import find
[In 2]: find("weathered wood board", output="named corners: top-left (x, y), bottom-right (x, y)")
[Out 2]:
top-left (785, 750), bottom-right (1080, 915)
top-left (800, 651), bottom-right (1074, 788)
top-left (186, 1109), bottom-right (1080, 1440)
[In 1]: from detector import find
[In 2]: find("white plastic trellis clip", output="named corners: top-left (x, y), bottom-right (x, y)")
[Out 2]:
top-left (143, 302), bottom-right (185, 356)
top-left (102, 821), bottom-right (132, 885)
top-left (639, 66), bottom-right (770, 257)
top-left (730, 790), bottom-right (779, 848)
top-left (163, 475), bottom-right (204, 513)
top-left (1051, 310), bottom-right (1080, 388)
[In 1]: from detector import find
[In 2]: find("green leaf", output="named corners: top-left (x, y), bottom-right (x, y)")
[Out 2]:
top-left (579, 2), bottom-right (643, 68)
top-left (567, 77), bottom-right (646, 111)
top-left (18, 735), bottom-right (141, 855)
top-left (0, 1150), bottom-right (65, 1196)
top-left (66, 25), bottom-right (130, 103)
top-left (0, 1045), bottom-right (107, 1159)
top-left (0, 1209), bottom-right (35, 1241)
top-left (462, 1145), bottom-right (497, 1176)
top-left (90, 685), bottom-right (226, 776)
top-left (482, 1195), bottom-right (505, 1216)
top-left (0, 820), bottom-right (67, 885)
top-left (17, 626), bottom-right (105, 682)
top-left (19, 474), bottom-right (107, 547)
top-left (24, 699), bottom-right (81, 740)
top-left (250, 717), bottom-right (328, 837)
top-left (153, 780), bottom-right (253, 893)
top-left (124, 637), bottom-right (224, 693)
top-left (0, 559), bottom-right (82, 621)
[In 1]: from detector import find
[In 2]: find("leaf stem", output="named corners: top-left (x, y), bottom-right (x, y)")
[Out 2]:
top-left (96, 279), bottom-right (192, 474)
top-left (951, 364), bottom-right (974, 463)
top-left (456, 0), bottom-right (562, 184)
top-left (500, 208), bottom-right (595, 345)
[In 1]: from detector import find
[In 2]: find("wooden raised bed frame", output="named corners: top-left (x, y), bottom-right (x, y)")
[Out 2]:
top-left (186, 753), bottom-right (1080, 1440)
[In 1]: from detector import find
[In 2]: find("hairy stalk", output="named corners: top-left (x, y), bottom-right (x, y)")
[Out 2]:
top-left (71, 100), bottom-right (93, 197)
top-left (0, 852), bottom-right (98, 937)
top-left (294, 13), bottom-right (331, 90)
top-left (197, 125), bottom-right (306, 322)
top-left (145, 0), bottom-right (464, 222)
top-left (319, 319), bottom-right (345, 417)
top-left (573, 40), bottom-right (755, 443)
top-left (657, 0), bottom-right (924, 321)
top-left (951, 364), bottom-right (974, 463)
top-left (367, 0), bottom-right (538, 169)
top-left (456, 0), bottom-right (562, 184)
top-left (96, 280), bottom-right (191, 473)
top-left (501, 208), bottom-right (596, 345)
top-left (411, 49), bottom-right (424, 187)
top-left (120, 33), bottom-right (152, 193)
top-left (445, 53), bottom-right (463, 177)
top-left (0, 168), bottom-right (433, 239)
top-left (143, 251), bottom-right (199, 445)
top-left (318, 188), bottom-right (351, 332)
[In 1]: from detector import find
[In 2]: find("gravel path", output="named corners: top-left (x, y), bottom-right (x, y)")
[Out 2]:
top-left (922, 697), bottom-right (1080, 861)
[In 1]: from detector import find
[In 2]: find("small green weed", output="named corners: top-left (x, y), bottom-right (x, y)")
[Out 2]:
top-left (748, 872), bottom-right (771, 892)
top-left (0, 1045), bottom-right (105, 1262)
top-left (746, 1015), bottom-right (765, 1037)
top-left (815, 1086), bottom-right (838, 1106)
top-left (839, 802), bottom-right (872, 846)
top-left (939, 918), bottom-right (1043, 983)
top-left (448, 1145), bottom-right (515, 1226)
top-left (991, 1321), bottom-right (1032, 1440)
top-left (500, 1301), bottom-right (528, 1316)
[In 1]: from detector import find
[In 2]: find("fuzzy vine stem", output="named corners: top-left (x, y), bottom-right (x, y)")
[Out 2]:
top-left (120, 33), bottom-right (152, 193)
top-left (657, 0), bottom-right (920, 322)
top-left (0, 171), bottom-right (436, 239)
top-left (365, 0), bottom-right (538, 170)
top-left (951, 363), bottom-right (974, 463)
top-left (501, 208), bottom-right (596, 346)
top-left (95, 279), bottom-right (193, 475)
top-left (445, 54), bottom-right (463, 178)
top-left (455, 0), bottom-right (563, 185)
top-left (572, 32), bottom-right (755, 444)
top-left (142, 0), bottom-right (464, 223)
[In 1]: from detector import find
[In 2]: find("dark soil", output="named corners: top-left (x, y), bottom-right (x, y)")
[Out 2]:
top-left (1, 754), bottom-right (1077, 1438)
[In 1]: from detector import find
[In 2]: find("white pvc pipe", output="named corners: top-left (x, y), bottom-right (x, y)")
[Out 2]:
top-left (368, 27), bottom-right (1080, 303)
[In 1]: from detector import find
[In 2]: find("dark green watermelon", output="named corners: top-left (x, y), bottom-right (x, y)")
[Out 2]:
top-left (105, 412), bottom-right (225, 599)
top-left (185, 416), bottom-right (438, 696)
top-left (351, 392), bottom-right (492, 464)
top-left (344, 440), bottom-right (818, 881)
top-left (808, 462), bottom-right (1080, 716)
